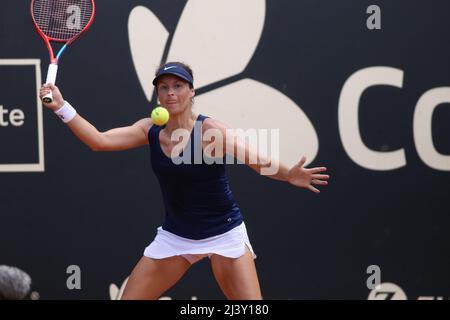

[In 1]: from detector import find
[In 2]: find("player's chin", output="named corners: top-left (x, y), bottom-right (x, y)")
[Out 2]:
top-left (165, 104), bottom-right (183, 115)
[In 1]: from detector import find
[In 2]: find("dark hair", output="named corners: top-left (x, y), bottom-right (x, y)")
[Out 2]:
top-left (155, 61), bottom-right (194, 89)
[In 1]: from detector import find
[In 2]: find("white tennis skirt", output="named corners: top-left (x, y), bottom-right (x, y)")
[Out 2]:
top-left (143, 222), bottom-right (256, 264)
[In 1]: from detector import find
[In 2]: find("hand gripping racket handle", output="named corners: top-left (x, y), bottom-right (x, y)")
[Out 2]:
top-left (42, 63), bottom-right (58, 103)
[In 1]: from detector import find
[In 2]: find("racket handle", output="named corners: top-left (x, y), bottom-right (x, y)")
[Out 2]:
top-left (42, 64), bottom-right (58, 104)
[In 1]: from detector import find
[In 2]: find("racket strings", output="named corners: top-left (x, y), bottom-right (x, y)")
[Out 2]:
top-left (33, 0), bottom-right (93, 41)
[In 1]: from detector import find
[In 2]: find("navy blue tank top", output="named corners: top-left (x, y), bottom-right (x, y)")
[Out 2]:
top-left (148, 114), bottom-right (243, 240)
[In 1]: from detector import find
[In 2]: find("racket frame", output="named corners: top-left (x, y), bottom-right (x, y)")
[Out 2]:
top-left (30, 0), bottom-right (96, 102)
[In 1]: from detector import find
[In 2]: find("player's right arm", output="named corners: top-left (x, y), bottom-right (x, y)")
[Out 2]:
top-left (40, 84), bottom-right (152, 151)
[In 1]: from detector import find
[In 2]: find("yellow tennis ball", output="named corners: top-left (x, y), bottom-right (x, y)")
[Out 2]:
top-left (151, 106), bottom-right (169, 126)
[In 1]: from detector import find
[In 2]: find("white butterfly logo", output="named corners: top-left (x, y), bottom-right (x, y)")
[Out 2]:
top-left (127, 0), bottom-right (318, 168)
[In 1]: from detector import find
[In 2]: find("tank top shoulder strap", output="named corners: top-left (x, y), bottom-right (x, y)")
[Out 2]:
top-left (193, 114), bottom-right (209, 142)
top-left (196, 114), bottom-right (209, 123)
top-left (148, 123), bottom-right (163, 145)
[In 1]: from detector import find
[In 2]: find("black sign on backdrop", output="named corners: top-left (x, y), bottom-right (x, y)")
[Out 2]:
top-left (0, 60), bottom-right (44, 171)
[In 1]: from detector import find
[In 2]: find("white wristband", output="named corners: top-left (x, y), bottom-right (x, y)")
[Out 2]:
top-left (54, 101), bottom-right (77, 123)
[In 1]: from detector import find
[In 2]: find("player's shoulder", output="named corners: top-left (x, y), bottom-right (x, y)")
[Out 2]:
top-left (133, 117), bottom-right (154, 134)
top-left (202, 116), bottom-right (230, 132)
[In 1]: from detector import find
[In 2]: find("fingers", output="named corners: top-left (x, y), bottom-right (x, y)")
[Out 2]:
top-left (41, 83), bottom-right (55, 88)
top-left (39, 88), bottom-right (50, 98)
top-left (310, 174), bottom-right (329, 193)
top-left (40, 84), bottom-right (51, 92)
top-left (311, 179), bottom-right (328, 186)
top-left (308, 174), bottom-right (330, 193)
top-left (39, 84), bottom-right (63, 109)
top-left (308, 185), bottom-right (320, 194)
top-left (39, 84), bottom-right (57, 99)
top-left (40, 83), bottom-right (57, 91)
top-left (310, 167), bottom-right (327, 173)
top-left (39, 87), bottom-right (51, 98)
top-left (297, 156), bottom-right (306, 168)
top-left (312, 174), bottom-right (329, 180)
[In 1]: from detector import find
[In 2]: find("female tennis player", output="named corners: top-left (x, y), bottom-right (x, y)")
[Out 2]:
top-left (39, 62), bottom-right (329, 300)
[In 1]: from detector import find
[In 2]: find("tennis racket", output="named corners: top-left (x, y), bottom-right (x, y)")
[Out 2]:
top-left (31, 0), bottom-right (95, 103)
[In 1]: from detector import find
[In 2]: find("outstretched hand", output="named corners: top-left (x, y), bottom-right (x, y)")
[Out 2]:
top-left (287, 156), bottom-right (329, 193)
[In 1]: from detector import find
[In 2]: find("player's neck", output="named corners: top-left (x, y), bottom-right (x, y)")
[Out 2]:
top-left (164, 108), bottom-right (197, 134)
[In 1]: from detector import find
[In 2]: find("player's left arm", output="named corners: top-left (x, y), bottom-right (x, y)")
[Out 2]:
top-left (202, 118), bottom-right (329, 193)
